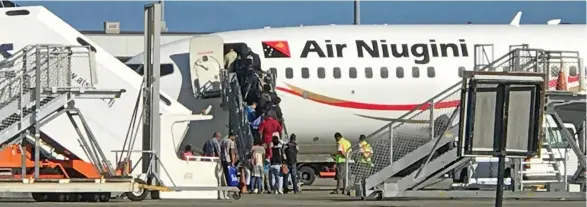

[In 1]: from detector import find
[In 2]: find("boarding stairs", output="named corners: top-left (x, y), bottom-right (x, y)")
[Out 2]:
top-left (515, 128), bottom-right (564, 189)
top-left (221, 67), bottom-right (289, 161)
top-left (348, 44), bottom-right (580, 199)
top-left (0, 44), bottom-right (125, 176)
top-left (221, 70), bottom-right (254, 160)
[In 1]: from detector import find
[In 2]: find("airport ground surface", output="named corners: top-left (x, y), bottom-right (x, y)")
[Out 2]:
top-left (0, 179), bottom-right (585, 207)
top-left (1, 192), bottom-right (585, 207)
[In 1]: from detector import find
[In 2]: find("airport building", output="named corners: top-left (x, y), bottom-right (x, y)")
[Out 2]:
top-left (82, 22), bottom-right (206, 62)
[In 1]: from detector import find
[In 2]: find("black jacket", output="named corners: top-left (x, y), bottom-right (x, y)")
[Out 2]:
top-left (284, 142), bottom-right (298, 165)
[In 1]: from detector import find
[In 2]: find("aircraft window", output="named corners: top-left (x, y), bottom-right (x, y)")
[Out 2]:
top-left (365, 67), bottom-right (373, 79)
top-left (569, 66), bottom-right (578, 76)
top-left (380, 67), bottom-right (389, 79)
top-left (396, 67), bottom-right (404, 78)
top-left (458, 66), bottom-right (465, 77)
top-left (333, 67), bottom-right (341, 79)
top-left (412, 67), bottom-right (420, 78)
top-left (126, 64), bottom-right (174, 77)
top-left (427, 67), bottom-right (435, 78)
top-left (285, 67), bottom-right (293, 79)
top-left (349, 67), bottom-right (357, 79)
top-left (317, 67), bottom-right (326, 79)
top-left (301, 67), bottom-right (310, 79)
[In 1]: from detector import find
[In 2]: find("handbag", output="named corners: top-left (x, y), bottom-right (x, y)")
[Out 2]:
top-left (281, 163), bottom-right (289, 174)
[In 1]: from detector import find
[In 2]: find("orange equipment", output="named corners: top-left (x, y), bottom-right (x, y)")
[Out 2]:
top-left (0, 143), bottom-right (100, 179)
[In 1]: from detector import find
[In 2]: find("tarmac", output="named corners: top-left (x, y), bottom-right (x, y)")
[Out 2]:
top-left (0, 179), bottom-right (585, 207)
top-left (0, 191), bottom-right (585, 207)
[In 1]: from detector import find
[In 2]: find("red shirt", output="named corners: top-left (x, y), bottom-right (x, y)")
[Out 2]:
top-left (258, 116), bottom-right (282, 143)
top-left (258, 116), bottom-right (282, 158)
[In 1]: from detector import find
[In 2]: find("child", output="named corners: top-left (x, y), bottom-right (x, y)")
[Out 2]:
top-left (249, 140), bottom-right (266, 194)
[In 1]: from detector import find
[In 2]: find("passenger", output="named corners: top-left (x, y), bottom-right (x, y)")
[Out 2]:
top-left (202, 132), bottom-right (222, 158)
top-left (251, 115), bottom-right (263, 143)
top-left (244, 47), bottom-right (261, 71)
top-left (224, 46), bottom-right (238, 72)
top-left (269, 136), bottom-right (286, 194)
top-left (258, 84), bottom-right (273, 115)
top-left (332, 132), bottom-right (351, 195)
top-left (245, 102), bottom-right (257, 123)
top-left (258, 114), bottom-right (282, 159)
top-left (220, 133), bottom-right (237, 182)
top-left (268, 97), bottom-right (283, 124)
top-left (249, 139), bottom-right (266, 194)
top-left (283, 134), bottom-right (300, 194)
top-left (182, 145), bottom-right (194, 160)
top-left (263, 158), bottom-right (271, 194)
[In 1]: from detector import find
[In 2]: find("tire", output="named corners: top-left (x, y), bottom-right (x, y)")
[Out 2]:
top-left (125, 179), bottom-right (149, 202)
top-left (231, 192), bottom-right (241, 200)
top-left (32, 193), bottom-right (48, 202)
top-left (150, 190), bottom-right (160, 200)
top-left (298, 166), bottom-right (316, 186)
top-left (98, 193), bottom-right (110, 202)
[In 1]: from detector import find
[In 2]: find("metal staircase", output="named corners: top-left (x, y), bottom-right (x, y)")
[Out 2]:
top-left (0, 45), bottom-right (82, 145)
top-left (221, 68), bottom-right (288, 161)
top-left (222, 70), bottom-right (254, 160)
top-left (0, 44), bottom-right (125, 177)
top-left (348, 44), bottom-right (581, 199)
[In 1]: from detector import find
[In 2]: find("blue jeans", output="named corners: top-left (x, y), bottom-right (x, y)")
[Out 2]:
top-left (250, 176), bottom-right (263, 192)
top-left (270, 165), bottom-right (283, 191)
top-left (283, 164), bottom-right (299, 193)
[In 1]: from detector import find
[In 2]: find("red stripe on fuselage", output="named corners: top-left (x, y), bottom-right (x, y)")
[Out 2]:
top-left (275, 77), bottom-right (580, 111)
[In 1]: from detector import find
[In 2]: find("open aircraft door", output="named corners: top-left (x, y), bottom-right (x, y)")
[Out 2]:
top-left (189, 35), bottom-right (224, 98)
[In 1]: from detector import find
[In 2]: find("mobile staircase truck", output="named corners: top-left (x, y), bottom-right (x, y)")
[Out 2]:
top-left (346, 44), bottom-right (586, 200)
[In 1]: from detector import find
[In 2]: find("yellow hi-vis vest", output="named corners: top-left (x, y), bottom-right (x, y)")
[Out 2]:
top-left (335, 138), bottom-right (351, 163)
top-left (359, 141), bottom-right (374, 167)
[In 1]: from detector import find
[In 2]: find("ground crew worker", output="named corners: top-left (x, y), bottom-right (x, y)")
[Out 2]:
top-left (358, 135), bottom-right (374, 167)
top-left (332, 132), bottom-right (351, 195)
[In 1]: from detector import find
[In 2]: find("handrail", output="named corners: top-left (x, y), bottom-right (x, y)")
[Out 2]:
top-left (361, 47), bottom-right (553, 144)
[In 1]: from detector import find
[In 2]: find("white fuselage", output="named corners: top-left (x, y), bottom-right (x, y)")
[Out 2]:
top-left (127, 25), bottom-right (586, 153)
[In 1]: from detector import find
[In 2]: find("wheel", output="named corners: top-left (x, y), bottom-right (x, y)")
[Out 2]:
top-left (231, 192), bottom-right (241, 200)
top-left (150, 190), bottom-right (160, 200)
top-left (455, 168), bottom-right (468, 183)
top-left (298, 166), bottom-right (316, 186)
top-left (32, 193), bottom-right (48, 202)
top-left (82, 193), bottom-right (100, 202)
top-left (125, 178), bottom-right (149, 202)
top-left (98, 193), bottom-right (111, 202)
top-left (376, 192), bottom-right (383, 201)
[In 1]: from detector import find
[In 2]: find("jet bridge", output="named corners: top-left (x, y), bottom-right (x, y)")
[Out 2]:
top-left (347, 44), bottom-right (586, 200)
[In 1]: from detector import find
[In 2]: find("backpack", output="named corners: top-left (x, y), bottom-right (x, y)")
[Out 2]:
top-left (202, 139), bottom-right (216, 156)
top-left (259, 93), bottom-right (272, 109)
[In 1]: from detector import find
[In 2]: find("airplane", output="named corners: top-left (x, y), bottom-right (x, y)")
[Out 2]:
top-left (126, 24), bottom-right (586, 157)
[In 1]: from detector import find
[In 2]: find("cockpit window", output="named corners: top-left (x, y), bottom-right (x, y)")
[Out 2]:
top-left (126, 64), bottom-right (174, 77)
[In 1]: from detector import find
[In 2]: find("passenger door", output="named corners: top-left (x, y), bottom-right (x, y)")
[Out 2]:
top-left (189, 35), bottom-right (224, 98)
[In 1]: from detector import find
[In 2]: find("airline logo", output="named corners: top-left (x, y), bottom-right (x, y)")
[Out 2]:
top-left (300, 39), bottom-right (469, 64)
top-left (0, 43), bottom-right (14, 58)
top-left (262, 40), bottom-right (291, 58)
